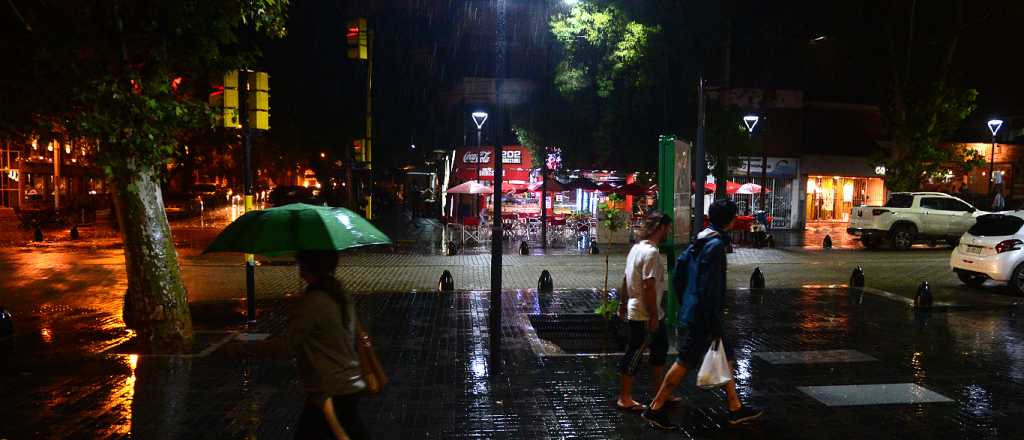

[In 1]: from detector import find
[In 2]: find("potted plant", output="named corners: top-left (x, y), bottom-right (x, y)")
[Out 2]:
top-left (594, 197), bottom-right (628, 318)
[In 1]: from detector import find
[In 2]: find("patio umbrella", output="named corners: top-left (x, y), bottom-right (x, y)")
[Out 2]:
top-left (446, 180), bottom-right (494, 194)
top-left (566, 177), bottom-right (599, 192)
top-left (706, 181), bottom-right (743, 195)
top-left (735, 183), bottom-right (771, 195)
top-left (204, 203), bottom-right (392, 255)
top-left (615, 183), bottom-right (654, 197)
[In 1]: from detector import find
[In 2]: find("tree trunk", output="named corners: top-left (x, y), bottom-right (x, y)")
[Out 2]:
top-left (113, 164), bottom-right (193, 352)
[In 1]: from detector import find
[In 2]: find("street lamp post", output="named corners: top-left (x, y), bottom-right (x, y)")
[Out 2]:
top-left (743, 115), bottom-right (760, 215)
top-left (988, 119), bottom-right (1004, 199)
top-left (472, 111), bottom-right (488, 217)
top-left (490, 0), bottom-right (506, 372)
top-left (472, 111), bottom-right (488, 183)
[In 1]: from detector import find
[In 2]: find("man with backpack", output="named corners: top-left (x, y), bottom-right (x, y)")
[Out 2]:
top-left (641, 199), bottom-right (763, 430)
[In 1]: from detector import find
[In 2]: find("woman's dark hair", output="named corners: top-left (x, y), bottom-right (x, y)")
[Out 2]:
top-left (708, 199), bottom-right (738, 228)
top-left (639, 211), bottom-right (671, 239)
top-left (296, 250), bottom-right (350, 324)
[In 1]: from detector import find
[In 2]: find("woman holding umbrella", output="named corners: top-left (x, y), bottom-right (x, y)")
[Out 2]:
top-left (215, 204), bottom-right (392, 440)
top-left (232, 250), bottom-right (370, 439)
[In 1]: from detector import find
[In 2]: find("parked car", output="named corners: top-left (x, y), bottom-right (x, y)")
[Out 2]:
top-left (950, 212), bottom-right (1024, 294)
top-left (163, 193), bottom-right (204, 218)
top-left (191, 183), bottom-right (229, 206)
top-left (847, 192), bottom-right (986, 250)
top-left (268, 185), bottom-right (316, 206)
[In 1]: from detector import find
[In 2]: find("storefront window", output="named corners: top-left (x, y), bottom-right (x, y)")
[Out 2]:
top-left (0, 146), bottom-right (18, 208)
top-left (805, 176), bottom-right (885, 222)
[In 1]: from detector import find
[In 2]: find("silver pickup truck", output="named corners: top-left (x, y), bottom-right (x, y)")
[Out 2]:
top-left (847, 192), bottom-right (986, 250)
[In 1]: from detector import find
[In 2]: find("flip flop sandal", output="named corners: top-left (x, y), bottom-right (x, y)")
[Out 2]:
top-left (616, 402), bottom-right (645, 413)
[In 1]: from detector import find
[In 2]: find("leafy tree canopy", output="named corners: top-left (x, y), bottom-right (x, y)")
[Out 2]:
top-left (550, 2), bottom-right (658, 99)
top-left (2, 0), bottom-right (287, 181)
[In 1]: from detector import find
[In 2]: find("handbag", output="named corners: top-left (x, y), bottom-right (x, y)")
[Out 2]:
top-left (695, 339), bottom-right (732, 389)
top-left (355, 320), bottom-right (388, 394)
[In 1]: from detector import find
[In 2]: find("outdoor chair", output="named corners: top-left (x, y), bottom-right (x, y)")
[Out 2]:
top-left (462, 216), bottom-right (486, 244)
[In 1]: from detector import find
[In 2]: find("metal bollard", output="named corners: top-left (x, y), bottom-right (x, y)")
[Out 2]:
top-left (538, 270), bottom-right (554, 293)
top-left (444, 241), bottom-right (457, 256)
top-left (589, 242), bottom-right (599, 255)
top-left (914, 281), bottom-right (933, 308)
top-left (0, 306), bottom-right (12, 339)
top-left (823, 234), bottom-right (833, 249)
top-left (70, 226), bottom-right (80, 240)
top-left (850, 266), bottom-right (865, 288)
top-left (767, 234), bottom-right (776, 248)
top-left (519, 241), bottom-right (530, 256)
top-left (33, 226), bottom-right (43, 242)
top-left (750, 267), bottom-right (766, 289)
top-left (438, 270), bottom-right (455, 293)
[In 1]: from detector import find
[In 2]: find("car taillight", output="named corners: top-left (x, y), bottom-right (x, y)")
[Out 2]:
top-left (872, 209), bottom-right (889, 216)
top-left (996, 239), bottom-right (1023, 253)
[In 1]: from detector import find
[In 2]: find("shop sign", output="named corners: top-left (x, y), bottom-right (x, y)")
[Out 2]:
top-left (461, 149), bottom-right (522, 165)
top-left (732, 157), bottom-right (798, 177)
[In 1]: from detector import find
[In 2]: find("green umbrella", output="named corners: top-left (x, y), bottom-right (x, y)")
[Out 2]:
top-left (204, 203), bottom-right (391, 255)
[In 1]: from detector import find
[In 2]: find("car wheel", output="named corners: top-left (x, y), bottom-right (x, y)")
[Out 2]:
top-left (861, 236), bottom-right (882, 250)
top-left (957, 271), bottom-right (986, 288)
top-left (889, 224), bottom-right (916, 250)
top-left (1010, 264), bottom-right (1024, 296)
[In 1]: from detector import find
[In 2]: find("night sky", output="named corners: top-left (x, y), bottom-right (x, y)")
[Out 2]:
top-left (261, 0), bottom-right (1024, 168)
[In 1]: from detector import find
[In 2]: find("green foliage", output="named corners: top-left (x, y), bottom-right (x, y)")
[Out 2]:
top-left (594, 298), bottom-right (619, 320)
top-left (547, 2), bottom-right (658, 166)
top-left (551, 3), bottom-right (658, 98)
top-left (876, 85), bottom-right (979, 192)
top-left (598, 201), bottom-right (627, 234)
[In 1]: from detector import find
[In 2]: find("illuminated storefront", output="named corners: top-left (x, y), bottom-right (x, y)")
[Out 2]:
top-left (799, 155), bottom-right (887, 225)
top-left (0, 142), bottom-right (19, 209)
top-left (805, 175), bottom-right (885, 222)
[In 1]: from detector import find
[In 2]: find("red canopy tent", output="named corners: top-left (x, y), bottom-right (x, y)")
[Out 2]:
top-left (528, 179), bottom-right (569, 193)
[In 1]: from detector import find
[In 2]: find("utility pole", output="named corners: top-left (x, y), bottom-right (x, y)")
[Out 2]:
top-left (364, 30), bottom-right (374, 219)
top-left (240, 69), bottom-right (256, 324)
top-left (347, 18), bottom-right (372, 218)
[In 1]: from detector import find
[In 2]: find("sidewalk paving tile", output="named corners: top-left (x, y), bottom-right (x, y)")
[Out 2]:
top-left (798, 383), bottom-right (954, 406)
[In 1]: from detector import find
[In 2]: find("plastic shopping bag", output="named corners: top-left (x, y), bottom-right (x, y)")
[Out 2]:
top-left (696, 339), bottom-right (732, 389)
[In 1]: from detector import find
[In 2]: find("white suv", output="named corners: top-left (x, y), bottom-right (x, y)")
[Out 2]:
top-left (950, 212), bottom-right (1024, 294)
top-left (848, 192), bottom-right (985, 250)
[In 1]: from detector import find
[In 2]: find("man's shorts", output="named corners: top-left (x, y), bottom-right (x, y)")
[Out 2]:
top-left (617, 319), bottom-right (669, 375)
top-left (674, 326), bottom-right (734, 370)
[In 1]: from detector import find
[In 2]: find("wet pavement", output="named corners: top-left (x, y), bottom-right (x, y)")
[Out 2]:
top-left (4, 207), bottom-right (1024, 437)
top-left (3, 287), bottom-right (1024, 438)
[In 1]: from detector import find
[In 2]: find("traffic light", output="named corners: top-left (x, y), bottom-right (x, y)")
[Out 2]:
top-left (346, 18), bottom-right (368, 60)
top-left (208, 70), bottom-right (241, 128)
top-left (353, 138), bottom-right (365, 162)
top-left (246, 71), bottom-right (270, 130)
